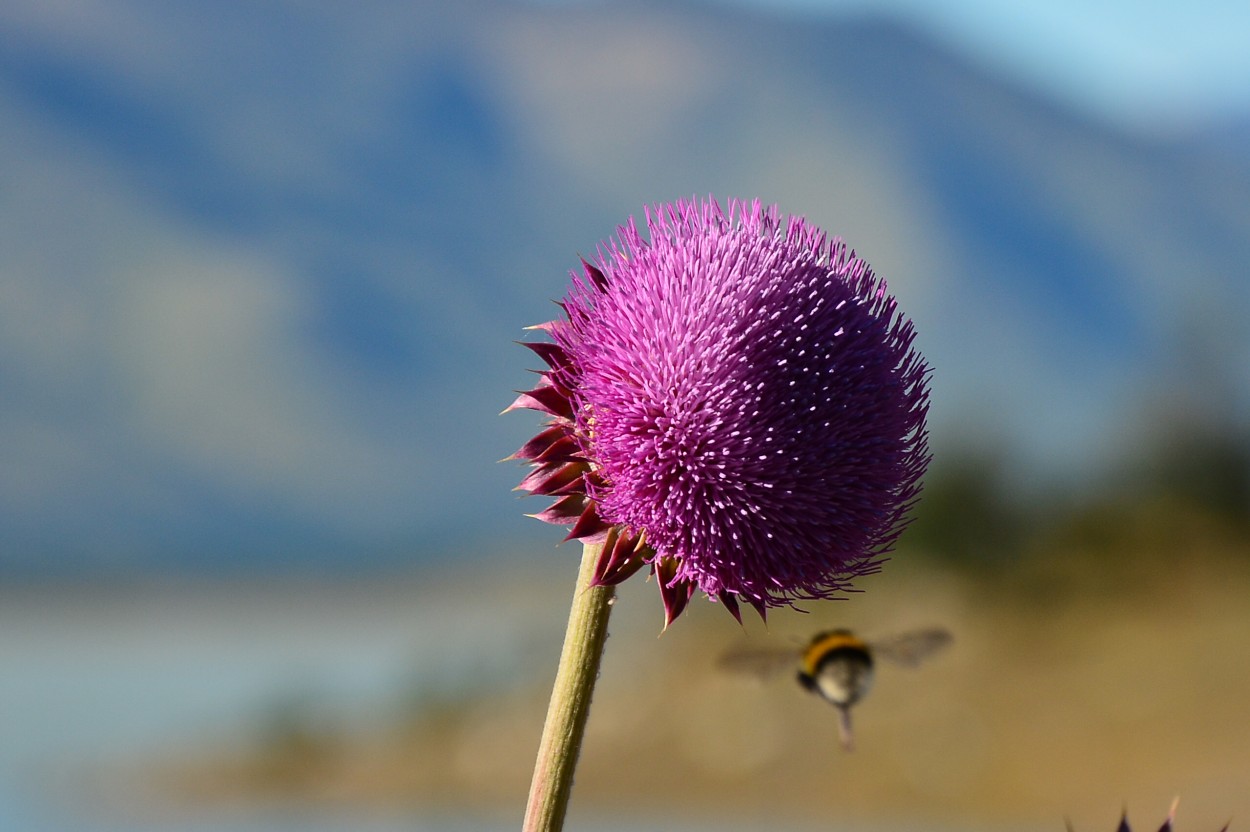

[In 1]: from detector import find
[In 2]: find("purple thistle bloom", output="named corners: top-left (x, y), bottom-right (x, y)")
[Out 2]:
top-left (509, 197), bottom-right (930, 626)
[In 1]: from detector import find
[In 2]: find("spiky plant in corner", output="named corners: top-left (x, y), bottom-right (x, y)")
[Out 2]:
top-left (1068, 799), bottom-right (1230, 832)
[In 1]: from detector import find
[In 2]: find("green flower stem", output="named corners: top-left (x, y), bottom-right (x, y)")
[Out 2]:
top-left (523, 539), bottom-right (616, 832)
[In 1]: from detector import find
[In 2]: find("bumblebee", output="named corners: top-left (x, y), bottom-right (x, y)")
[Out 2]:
top-left (718, 627), bottom-right (951, 751)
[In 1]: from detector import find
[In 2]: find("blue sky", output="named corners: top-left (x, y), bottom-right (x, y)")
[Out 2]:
top-left (733, 0), bottom-right (1250, 132)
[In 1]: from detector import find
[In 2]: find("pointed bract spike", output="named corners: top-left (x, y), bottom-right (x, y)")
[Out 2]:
top-left (517, 462), bottom-right (584, 496)
top-left (515, 460), bottom-right (557, 488)
top-left (596, 554), bottom-right (645, 586)
top-left (551, 471), bottom-right (591, 496)
top-left (507, 385), bottom-right (574, 419)
top-left (660, 581), bottom-right (694, 630)
top-left (592, 530), bottom-right (647, 586)
top-left (581, 258), bottom-right (609, 292)
top-left (654, 560), bottom-right (695, 629)
top-left (511, 426), bottom-right (570, 462)
top-left (503, 390), bottom-right (545, 416)
top-left (518, 340), bottom-right (569, 369)
top-left (565, 503), bottom-right (610, 540)
top-left (651, 555), bottom-right (674, 585)
top-left (528, 494), bottom-right (589, 526)
top-left (1155, 798), bottom-right (1178, 832)
top-left (530, 435), bottom-right (581, 465)
top-left (579, 528), bottom-right (612, 545)
top-left (718, 591), bottom-right (743, 625)
top-left (590, 529), bottom-right (620, 585)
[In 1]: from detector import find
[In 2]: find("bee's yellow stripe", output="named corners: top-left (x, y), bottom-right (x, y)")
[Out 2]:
top-left (801, 630), bottom-right (869, 677)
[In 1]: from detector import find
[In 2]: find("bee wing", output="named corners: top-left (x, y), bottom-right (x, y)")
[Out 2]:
top-left (868, 627), bottom-right (952, 667)
top-left (715, 645), bottom-right (799, 679)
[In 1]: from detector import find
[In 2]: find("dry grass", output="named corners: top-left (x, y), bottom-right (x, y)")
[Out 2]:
top-left (150, 544), bottom-right (1250, 830)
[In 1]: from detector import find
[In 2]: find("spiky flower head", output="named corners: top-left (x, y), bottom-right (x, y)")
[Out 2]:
top-left (509, 197), bottom-right (930, 626)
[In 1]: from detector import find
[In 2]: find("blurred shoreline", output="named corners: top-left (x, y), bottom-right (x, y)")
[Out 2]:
top-left (87, 541), bottom-right (1250, 832)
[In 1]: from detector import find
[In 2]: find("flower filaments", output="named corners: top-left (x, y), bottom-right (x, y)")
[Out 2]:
top-left (509, 197), bottom-right (930, 626)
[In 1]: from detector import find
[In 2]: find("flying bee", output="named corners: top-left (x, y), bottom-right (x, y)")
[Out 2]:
top-left (718, 627), bottom-right (952, 751)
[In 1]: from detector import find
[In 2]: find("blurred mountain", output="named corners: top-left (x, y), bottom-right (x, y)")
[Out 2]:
top-left (0, 0), bottom-right (1246, 575)
top-left (1189, 112), bottom-right (1250, 167)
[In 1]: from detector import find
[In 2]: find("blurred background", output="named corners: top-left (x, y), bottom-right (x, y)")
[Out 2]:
top-left (1, 0), bottom-right (1248, 830)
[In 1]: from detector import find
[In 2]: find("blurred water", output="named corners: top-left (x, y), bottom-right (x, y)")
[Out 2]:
top-left (0, 581), bottom-right (1049, 832)
top-left (0, 579), bottom-right (544, 832)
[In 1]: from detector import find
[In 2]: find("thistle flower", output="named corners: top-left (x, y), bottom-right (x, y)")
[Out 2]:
top-left (510, 197), bottom-right (930, 626)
